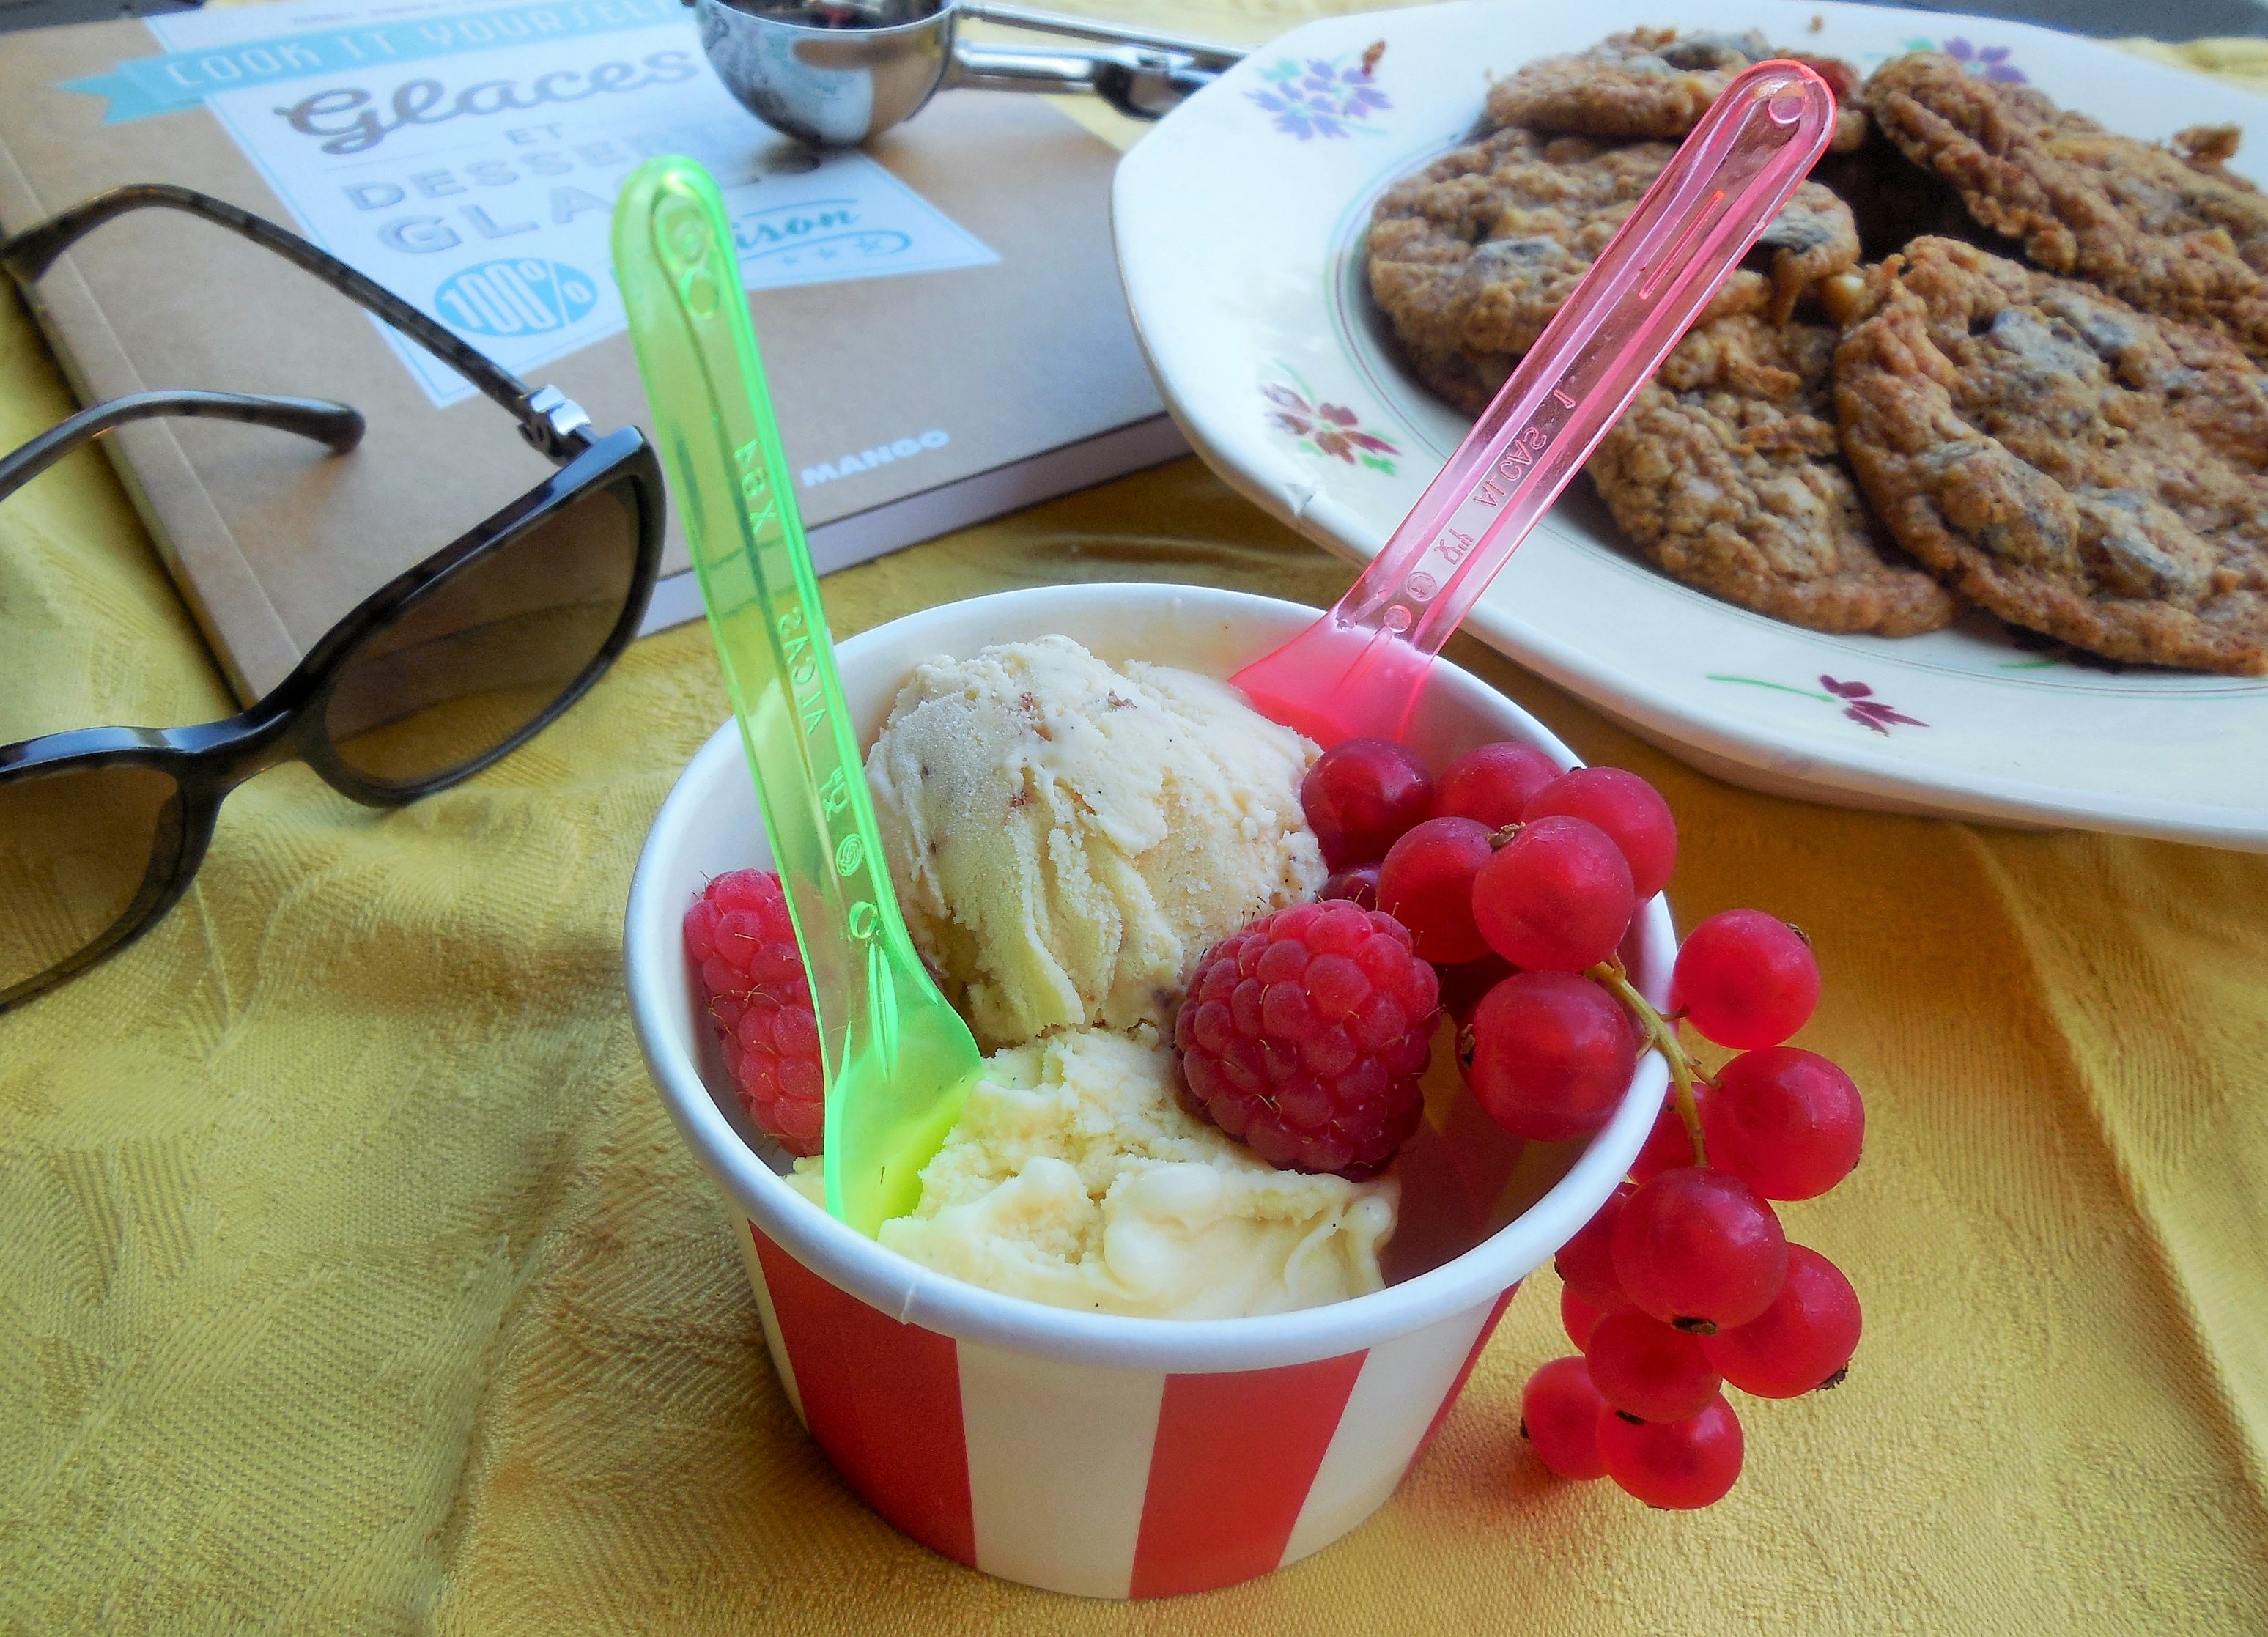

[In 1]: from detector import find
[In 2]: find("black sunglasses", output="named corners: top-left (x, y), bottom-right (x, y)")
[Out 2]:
top-left (0, 184), bottom-right (665, 1013)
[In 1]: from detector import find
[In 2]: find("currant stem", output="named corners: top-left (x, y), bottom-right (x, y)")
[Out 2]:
top-left (1589, 958), bottom-right (1708, 1168)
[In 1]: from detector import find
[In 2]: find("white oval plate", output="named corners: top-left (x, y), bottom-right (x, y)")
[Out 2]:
top-left (1113, 0), bottom-right (2268, 849)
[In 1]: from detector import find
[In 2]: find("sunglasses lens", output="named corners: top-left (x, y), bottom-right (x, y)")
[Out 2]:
top-left (0, 763), bottom-right (185, 1004)
top-left (323, 480), bottom-right (640, 789)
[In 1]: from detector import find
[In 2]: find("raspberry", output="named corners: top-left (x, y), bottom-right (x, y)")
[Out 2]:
top-left (684, 869), bottom-right (826, 1156)
top-left (1172, 898), bottom-right (1441, 1178)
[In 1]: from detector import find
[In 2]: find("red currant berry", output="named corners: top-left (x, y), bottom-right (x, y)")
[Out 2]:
top-left (1555, 1180), bottom-right (1633, 1309)
top-left (1704, 1048), bottom-right (1864, 1200)
top-left (1612, 1166), bottom-right (1788, 1333)
top-left (1438, 953), bottom-right (1518, 1030)
top-left (1436, 742), bottom-right (1561, 829)
top-left (1561, 1282), bottom-right (1625, 1350)
top-left (1461, 971), bottom-right (1638, 1142)
top-left (1630, 1084), bottom-right (1708, 1184)
top-left (1378, 816), bottom-right (1496, 964)
top-left (1521, 766), bottom-right (1678, 899)
top-left (1701, 1245), bottom-right (1861, 1397)
top-left (1585, 1309), bottom-right (1723, 1423)
top-left (1472, 815), bottom-right (1636, 972)
top-left (1670, 909), bottom-right (1820, 1049)
top-left (1319, 865), bottom-right (1381, 911)
top-left (1300, 737), bottom-right (1434, 871)
top-left (1597, 1394), bottom-right (1744, 1509)
top-left (1521, 1356), bottom-right (1609, 1480)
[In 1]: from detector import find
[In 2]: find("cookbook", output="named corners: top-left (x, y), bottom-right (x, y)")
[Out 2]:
top-left (0, 0), bottom-right (1183, 698)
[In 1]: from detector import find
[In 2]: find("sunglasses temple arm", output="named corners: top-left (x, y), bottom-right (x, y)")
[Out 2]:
top-left (0, 184), bottom-right (588, 460)
top-left (0, 388), bottom-right (363, 506)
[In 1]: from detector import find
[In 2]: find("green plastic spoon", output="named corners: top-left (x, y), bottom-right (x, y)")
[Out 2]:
top-left (612, 156), bottom-right (983, 1237)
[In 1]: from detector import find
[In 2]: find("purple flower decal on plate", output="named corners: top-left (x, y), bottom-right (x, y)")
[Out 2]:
top-left (1899, 34), bottom-right (2025, 84)
top-left (1263, 376), bottom-right (1400, 472)
top-left (1820, 676), bottom-right (1929, 735)
top-left (1249, 52), bottom-right (1391, 140)
top-left (1707, 672), bottom-right (1929, 736)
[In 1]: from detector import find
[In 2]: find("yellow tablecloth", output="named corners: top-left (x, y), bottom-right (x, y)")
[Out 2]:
top-left (5, 9), bottom-right (2267, 1631)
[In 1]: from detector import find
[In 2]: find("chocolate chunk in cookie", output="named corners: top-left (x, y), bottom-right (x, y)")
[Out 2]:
top-left (1866, 53), bottom-right (2268, 362)
top-left (1809, 127), bottom-right (1995, 264)
top-left (1588, 311), bottom-right (1959, 636)
top-left (1835, 237), bottom-right (2268, 674)
top-left (1367, 128), bottom-right (1859, 413)
top-left (1484, 29), bottom-right (1868, 153)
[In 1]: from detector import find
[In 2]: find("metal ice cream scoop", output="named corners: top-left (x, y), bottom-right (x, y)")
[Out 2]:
top-left (690, 0), bottom-right (1242, 146)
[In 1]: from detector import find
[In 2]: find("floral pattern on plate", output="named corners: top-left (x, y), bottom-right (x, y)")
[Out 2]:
top-left (1707, 673), bottom-right (1930, 736)
top-left (1248, 53), bottom-right (1392, 140)
top-left (1263, 376), bottom-right (1400, 472)
top-left (1886, 34), bottom-right (2025, 82)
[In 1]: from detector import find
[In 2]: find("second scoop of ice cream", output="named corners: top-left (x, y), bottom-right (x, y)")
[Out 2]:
top-left (866, 635), bottom-right (1324, 1050)
top-left (876, 1027), bottom-right (1396, 1318)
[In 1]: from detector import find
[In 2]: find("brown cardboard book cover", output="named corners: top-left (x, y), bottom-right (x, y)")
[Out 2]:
top-left (0, 0), bottom-right (1182, 701)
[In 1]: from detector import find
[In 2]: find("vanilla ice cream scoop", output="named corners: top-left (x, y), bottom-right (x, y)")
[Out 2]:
top-left (865, 636), bottom-right (1324, 1051)
top-left (849, 1028), bottom-right (1395, 1319)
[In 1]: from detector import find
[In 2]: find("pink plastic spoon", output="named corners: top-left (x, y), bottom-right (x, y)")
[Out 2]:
top-left (1233, 61), bottom-right (1839, 746)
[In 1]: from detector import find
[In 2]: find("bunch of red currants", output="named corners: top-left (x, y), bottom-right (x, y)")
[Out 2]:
top-left (1297, 735), bottom-right (1865, 1510)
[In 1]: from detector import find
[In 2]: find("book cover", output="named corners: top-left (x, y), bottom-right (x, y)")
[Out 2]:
top-left (0, 0), bottom-right (1183, 699)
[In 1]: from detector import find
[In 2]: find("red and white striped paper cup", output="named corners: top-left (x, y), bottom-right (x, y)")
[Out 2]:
top-left (627, 585), bottom-right (1671, 1598)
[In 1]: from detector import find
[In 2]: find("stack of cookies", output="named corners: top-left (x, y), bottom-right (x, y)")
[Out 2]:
top-left (1366, 30), bottom-right (2268, 674)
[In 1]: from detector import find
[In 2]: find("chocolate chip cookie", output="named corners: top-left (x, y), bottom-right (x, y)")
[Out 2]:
top-left (1589, 311), bottom-right (1959, 636)
top-left (1835, 237), bottom-right (2268, 673)
top-left (1867, 53), bottom-right (2268, 362)
top-left (1367, 128), bottom-right (1860, 413)
top-left (1485, 29), bottom-right (1868, 153)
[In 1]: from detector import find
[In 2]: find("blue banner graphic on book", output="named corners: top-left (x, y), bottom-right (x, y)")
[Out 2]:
top-left (67, 0), bottom-right (1000, 408)
top-left (63, 0), bottom-right (680, 122)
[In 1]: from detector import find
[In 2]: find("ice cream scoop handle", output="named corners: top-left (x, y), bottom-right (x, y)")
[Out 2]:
top-left (959, 1), bottom-right (1244, 67)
